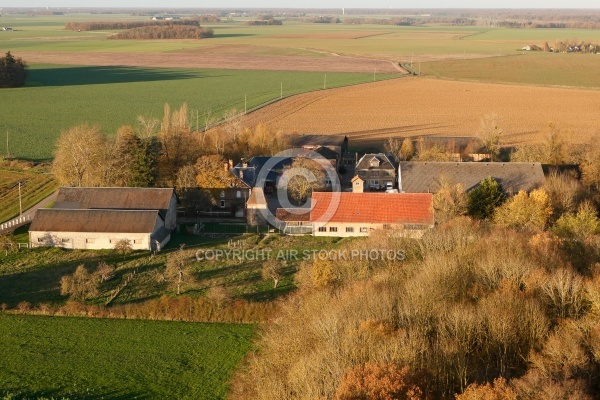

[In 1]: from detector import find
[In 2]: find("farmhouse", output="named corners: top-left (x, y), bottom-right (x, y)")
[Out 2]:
top-left (355, 153), bottom-right (397, 190)
top-left (398, 162), bottom-right (545, 194)
top-left (53, 187), bottom-right (178, 230)
top-left (29, 209), bottom-right (171, 251)
top-left (310, 192), bottom-right (434, 237)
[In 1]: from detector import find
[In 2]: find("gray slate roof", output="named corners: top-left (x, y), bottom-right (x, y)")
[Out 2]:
top-left (356, 153), bottom-right (396, 171)
top-left (54, 187), bottom-right (175, 217)
top-left (30, 209), bottom-right (160, 233)
top-left (399, 162), bottom-right (545, 194)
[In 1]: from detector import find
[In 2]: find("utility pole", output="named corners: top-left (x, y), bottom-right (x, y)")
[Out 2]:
top-left (373, 68), bottom-right (376, 81)
top-left (196, 110), bottom-right (199, 132)
top-left (18, 181), bottom-right (22, 216)
top-left (324, 74), bottom-right (327, 89)
top-left (280, 82), bottom-right (283, 99)
top-left (5, 130), bottom-right (9, 158)
top-left (244, 94), bottom-right (247, 114)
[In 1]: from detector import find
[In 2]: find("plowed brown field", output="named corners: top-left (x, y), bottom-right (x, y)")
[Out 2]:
top-left (17, 50), bottom-right (400, 73)
top-left (241, 77), bottom-right (600, 147)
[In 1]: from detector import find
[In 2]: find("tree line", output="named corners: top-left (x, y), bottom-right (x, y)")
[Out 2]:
top-left (108, 25), bottom-right (213, 40)
top-left (245, 16), bottom-right (282, 26)
top-left (52, 103), bottom-right (289, 191)
top-left (64, 19), bottom-right (203, 31)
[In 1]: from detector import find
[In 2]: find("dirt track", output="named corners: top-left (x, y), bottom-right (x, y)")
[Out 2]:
top-left (240, 77), bottom-right (600, 147)
top-left (16, 50), bottom-right (401, 73)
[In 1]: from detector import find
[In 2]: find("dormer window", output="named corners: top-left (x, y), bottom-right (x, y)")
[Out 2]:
top-left (220, 191), bottom-right (225, 198)
top-left (369, 158), bottom-right (380, 167)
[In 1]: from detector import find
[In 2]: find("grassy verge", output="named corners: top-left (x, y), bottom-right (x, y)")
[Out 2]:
top-left (0, 166), bottom-right (58, 223)
top-left (0, 230), bottom-right (339, 309)
top-left (0, 314), bottom-right (254, 400)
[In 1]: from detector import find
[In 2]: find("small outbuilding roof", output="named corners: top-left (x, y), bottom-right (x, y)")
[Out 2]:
top-left (399, 162), bottom-right (545, 194)
top-left (310, 192), bottom-right (434, 225)
top-left (276, 208), bottom-right (311, 222)
top-left (30, 209), bottom-right (160, 233)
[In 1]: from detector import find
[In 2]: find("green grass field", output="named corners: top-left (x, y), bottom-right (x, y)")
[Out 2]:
top-left (0, 64), bottom-right (397, 160)
top-left (420, 52), bottom-right (600, 88)
top-left (0, 167), bottom-right (58, 223)
top-left (0, 314), bottom-right (254, 399)
top-left (0, 232), bottom-right (339, 308)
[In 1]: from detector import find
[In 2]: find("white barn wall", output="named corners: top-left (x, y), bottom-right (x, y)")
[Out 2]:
top-left (29, 231), bottom-right (152, 251)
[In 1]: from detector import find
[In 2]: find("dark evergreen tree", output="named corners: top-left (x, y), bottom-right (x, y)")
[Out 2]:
top-left (467, 177), bottom-right (506, 220)
top-left (0, 51), bottom-right (28, 88)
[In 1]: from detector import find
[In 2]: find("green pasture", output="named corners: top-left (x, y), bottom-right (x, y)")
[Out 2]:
top-left (0, 314), bottom-right (254, 399)
top-left (421, 52), bottom-right (600, 88)
top-left (0, 64), bottom-right (397, 160)
top-left (0, 231), bottom-right (338, 308)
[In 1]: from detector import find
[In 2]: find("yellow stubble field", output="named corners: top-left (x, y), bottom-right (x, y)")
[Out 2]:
top-left (241, 77), bottom-right (600, 148)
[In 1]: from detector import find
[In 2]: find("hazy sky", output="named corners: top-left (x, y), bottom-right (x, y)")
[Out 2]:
top-left (2, 1), bottom-right (599, 9)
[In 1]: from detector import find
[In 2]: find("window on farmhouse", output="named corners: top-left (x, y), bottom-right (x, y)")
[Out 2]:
top-left (318, 227), bottom-right (327, 232)
top-left (360, 227), bottom-right (368, 233)
top-left (134, 239), bottom-right (143, 244)
top-left (61, 238), bottom-right (70, 243)
top-left (86, 238), bottom-right (95, 244)
top-left (346, 227), bottom-right (354, 233)
top-left (329, 227), bottom-right (338, 232)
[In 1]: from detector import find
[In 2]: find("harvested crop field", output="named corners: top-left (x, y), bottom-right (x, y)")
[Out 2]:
top-left (16, 50), bottom-right (400, 73)
top-left (267, 31), bottom-right (392, 39)
top-left (241, 77), bottom-right (600, 147)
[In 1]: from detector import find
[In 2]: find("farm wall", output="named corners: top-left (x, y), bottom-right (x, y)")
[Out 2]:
top-left (29, 231), bottom-right (152, 251)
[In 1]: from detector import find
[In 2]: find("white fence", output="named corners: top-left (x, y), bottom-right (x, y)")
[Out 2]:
top-left (0, 214), bottom-right (32, 233)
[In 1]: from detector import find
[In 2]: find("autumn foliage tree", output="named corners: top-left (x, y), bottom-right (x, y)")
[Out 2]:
top-left (158, 103), bottom-right (200, 186)
top-left (194, 154), bottom-right (238, 188)
top-left (494, 189), bottom-right (553, 231)
top-left (335, 363), bottom-right (423, 400)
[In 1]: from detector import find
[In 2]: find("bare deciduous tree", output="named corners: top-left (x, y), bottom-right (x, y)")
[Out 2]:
top-left (477, 113), bottom-right (503, 161)
top-left (262, 259), bottom-right (284, 288)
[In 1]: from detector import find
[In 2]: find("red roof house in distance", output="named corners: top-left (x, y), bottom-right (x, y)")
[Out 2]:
top-left (310, 192), bottom-right (434, 237)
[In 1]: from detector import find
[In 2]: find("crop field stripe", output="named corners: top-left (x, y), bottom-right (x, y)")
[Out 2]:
top-left (0, 314), bottom-right (255, 399)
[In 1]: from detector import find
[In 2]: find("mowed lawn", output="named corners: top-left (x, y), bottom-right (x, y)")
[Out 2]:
top-left (0, 315), bottom-right (254, 399)
top-left (0, 64), bottom-right (396, 160)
